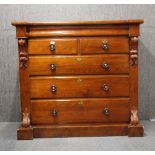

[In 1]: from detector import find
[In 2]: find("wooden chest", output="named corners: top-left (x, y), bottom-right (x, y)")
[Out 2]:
top-left (12, 20), bottom-right (144, 140)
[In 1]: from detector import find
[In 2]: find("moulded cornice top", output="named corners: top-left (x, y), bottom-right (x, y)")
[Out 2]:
top-left (12, 19), bottom-right (144, 26)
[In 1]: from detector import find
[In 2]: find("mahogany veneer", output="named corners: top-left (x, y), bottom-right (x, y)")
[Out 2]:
top-left (12, 20), bottom-right (144, 140)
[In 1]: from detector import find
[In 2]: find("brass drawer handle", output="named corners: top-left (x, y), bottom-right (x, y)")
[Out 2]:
top-left (50, 41), bottom-right (55, 51)
top-left (102, 84), bottom-right (109, 92)
top-left (51, 85), bottom-right (57, 92)
top-left (103, 108), bottom-right (110, 116)
top-left (102, 40), bottom-right (108, 50)
top-left (51, 109), bottom-right (58, 117)
top-left (50, 64), bottom-right (56, 70)
top-left (102, 62), bottom-right (109, 70)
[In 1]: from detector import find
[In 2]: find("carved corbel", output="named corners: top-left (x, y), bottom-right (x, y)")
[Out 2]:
top-left (130, 109), bottom-right (139, 125)
top-left (129, 37), bottom-right (138, 66)
top-left (18, 39), bottom-right (28, 68)
top-left (22, 108), bottom-right (30, 128)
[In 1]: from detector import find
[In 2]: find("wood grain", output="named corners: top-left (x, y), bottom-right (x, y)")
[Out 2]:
top-left (28, 29), bottom-right (129, 37)
top-left (31, 98), bottom-right (130, 124)
top-left (12, 19), bottom-right (144, 139)
top-left (28, 38), bottom-right (78, 55)
top-left (80, 37), bottom-right (129, 54)
top-left (29, 54), bottom-right (129, 75)
top-left (30, 75), bottom-right (130, 98)
top-left (33, 123), bottom-right (129, 137)
top-left (12, 19), bottom-right (144, 26)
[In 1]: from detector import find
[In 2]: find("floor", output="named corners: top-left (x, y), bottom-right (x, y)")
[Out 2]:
top-left (0, 121), bottom-right (155, 151)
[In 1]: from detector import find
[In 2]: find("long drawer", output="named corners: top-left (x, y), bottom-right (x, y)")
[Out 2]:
top-left (29, 54), bottom-right (129, 75)
top-left (30, 75), bottom-right (129, 98)
top-left (31, 98), bottom-right (130, 125)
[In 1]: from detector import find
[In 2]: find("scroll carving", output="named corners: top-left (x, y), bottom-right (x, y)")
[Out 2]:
top-left (18, 39), bottom-right (28, 68)
top-left (130, 37), bottom-right (138, 66)
top-left (130, 109), bottom-right (139, 125)
top-left (22, 108), bottom-right (30, 128)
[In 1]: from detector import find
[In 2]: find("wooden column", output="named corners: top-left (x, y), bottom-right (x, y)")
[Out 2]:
top-left (16, 26), bottom-right (33, 140)
top-left (128, 24), bottom-right (144, 137)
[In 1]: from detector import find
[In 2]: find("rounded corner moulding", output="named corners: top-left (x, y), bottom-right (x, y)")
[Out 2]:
top-left (12, 19), bottom-right (144, 26)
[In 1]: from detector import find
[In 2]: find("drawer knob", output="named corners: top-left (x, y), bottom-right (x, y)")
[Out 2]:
top-left (102, 62), bottom-right (109, 70)
top-left (50, 41), bottom-right (55, 51)
top-left (51, 85), bottom-right (57, 92)
top-left (102, 40), bottom-right (108, 50)
top-left (50, 64), bottom-right (56, 70)
top-left (103, 108), bottom-right (110, 116)
top-left (102, 84), bottom-right (109, 92)
top-left (51, 109), bottom-right (58, 117)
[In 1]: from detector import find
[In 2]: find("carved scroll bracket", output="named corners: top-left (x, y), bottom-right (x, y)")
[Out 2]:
top-left (18, 39), bottom-right (28, 68)
top-left (130, 109), bottom-right (139, 125)
top-left (130, 37), bottom-right (138, 66)
top-left (22, 108), bottom-right (30, 128)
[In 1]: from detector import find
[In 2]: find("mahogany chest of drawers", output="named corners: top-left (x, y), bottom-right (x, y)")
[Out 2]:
top-left (12, 20), bottom-right (144, 140)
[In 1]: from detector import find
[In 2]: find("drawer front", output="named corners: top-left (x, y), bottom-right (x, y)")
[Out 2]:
top-left (80, 37), bottom-right (128, 54)
top-left (29, 55), bottom-right (129, 75)
top-left (31, 98), bottom-right (130, 124)
top-left (28, 38), bottom-right (78, 55)
top-left (30, 76), bottom-right (129, 98)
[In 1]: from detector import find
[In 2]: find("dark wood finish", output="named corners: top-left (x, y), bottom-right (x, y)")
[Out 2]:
top-left (80, 37), bottom-right (129, 54)
top-left (28, 38), bottom-right (78, 55)
top-left (30, 76), bottom-right (129, 98)
top-left (29, 54), bottom-right (129, 75)
top-left (12, 20), bottom-right (144, 139)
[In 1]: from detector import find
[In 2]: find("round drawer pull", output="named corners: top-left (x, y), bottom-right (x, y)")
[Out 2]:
top-left (50, 64), bottom-right (56, 70)
top-left (103, 108), bottom-right (110, 116)
top-left (50, 41), bottom-right (55, 51)
top-left (51, 85), bottom-right (57, 92)
top-left (102, 62), bottom-right (109, 70)
top-left (102, 84), bottom-right (109, 92)
top-left (51, 109), bottom-right (58, 117)
top-left (102, 40), bottom-right (108, 50)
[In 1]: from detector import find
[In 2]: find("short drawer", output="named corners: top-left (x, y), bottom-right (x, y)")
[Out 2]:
top-left (30, 75), bottom-right (129, 98)
top-left (29, 54), bottom-right (129, 75)
top-left (28, 38), bottom-right (78, 55)
top-left (80, 37), bottom-right (129, 54)
top-left (31, 98), bottom-right (130, 125)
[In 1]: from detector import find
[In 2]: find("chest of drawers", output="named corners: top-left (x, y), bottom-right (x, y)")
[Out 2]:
top-left (12, 20), bottom-right (144, 140)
